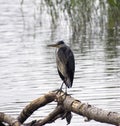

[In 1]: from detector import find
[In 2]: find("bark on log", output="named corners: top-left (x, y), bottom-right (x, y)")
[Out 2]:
top-left (0, 112), bottom-right (21, 126)
top-left (17, 92), bottom-right (56, 123)
top-left (63, 94), bottom-right (120, 126)
top-left (0, 90), bottom-right (120, 126)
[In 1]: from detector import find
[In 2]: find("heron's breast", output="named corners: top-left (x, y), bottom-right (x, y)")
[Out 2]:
top-left (56, 58), bottom-right (66, 76)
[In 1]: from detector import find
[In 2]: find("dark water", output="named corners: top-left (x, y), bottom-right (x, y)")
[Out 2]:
top-left (0, 0), bottom-right (120, 126)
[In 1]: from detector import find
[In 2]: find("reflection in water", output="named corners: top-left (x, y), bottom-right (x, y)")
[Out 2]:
top-left (40, 0), bottom-right (120, 43)
top-left (0, 0), bottom-right (120, 126)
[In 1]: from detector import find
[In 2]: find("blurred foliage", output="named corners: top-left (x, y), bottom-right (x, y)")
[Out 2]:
top-left (107, 0), bottom-right (120, 28)
top-left (41, 0), bottom-right (104, 41)
top-left (21, 0), bottom-right (120, 27)
top-left (39, 0), bottom-right (120, 61)
top-left (21, 0), bottom-right (120, 42)
top-left (39, 0), bottom-right (120, 41)
top-left (107, 0), bottom-right (120, 8)
top-left (20, 0), bottom-right (120, 61)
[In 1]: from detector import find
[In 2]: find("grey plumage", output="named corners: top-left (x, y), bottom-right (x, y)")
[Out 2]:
top-left (48, 41), bottom-right (75, 89)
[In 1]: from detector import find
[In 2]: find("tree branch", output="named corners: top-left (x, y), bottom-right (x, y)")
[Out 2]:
top-left (63, 93), bottom-right (120, 126)
top-left (17, 91), bottom-right (56, 123)
top-left (0, 112), bottom-right (21, 126)
top-left (33, 105), bottom-right (64, 126)
top-left (0, 90), bottom-right (120, 126)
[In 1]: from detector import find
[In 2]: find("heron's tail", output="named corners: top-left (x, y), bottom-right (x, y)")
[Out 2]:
top-left (65, 78), bottom-right (72, 88)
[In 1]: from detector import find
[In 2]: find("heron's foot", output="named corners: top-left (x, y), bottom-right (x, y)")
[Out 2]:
top-left (56, 88), bottom-right (62, 94)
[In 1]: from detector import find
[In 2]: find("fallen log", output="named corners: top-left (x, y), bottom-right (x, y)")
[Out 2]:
top-left (0, 112), bottom-right (21, 126)
top-left (0, 90), bottom-right (120, 126)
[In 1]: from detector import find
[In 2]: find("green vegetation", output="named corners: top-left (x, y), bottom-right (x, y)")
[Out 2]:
top-left (20, 0), bottom-right (120, 44)
top-left (38, 0), bottom-right (119, 41)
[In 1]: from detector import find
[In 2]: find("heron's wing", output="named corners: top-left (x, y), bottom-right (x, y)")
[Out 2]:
top-left (57, 46), bottom-right (75, 87)
top-left (57, 47), bottom-right (68, 64)
top-left (66, 49), bottom-right (75, 86)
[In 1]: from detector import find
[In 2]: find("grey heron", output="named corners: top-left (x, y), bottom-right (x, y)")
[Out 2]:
top-left (47, 41), bottom-right (75, 91)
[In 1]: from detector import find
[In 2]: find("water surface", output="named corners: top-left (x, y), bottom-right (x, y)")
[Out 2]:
top-left (0, 0), bottom-right (120, 126)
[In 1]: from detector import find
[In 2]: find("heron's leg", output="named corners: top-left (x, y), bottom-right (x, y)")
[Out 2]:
top-left (65, 86), bottom-right (67, 93)
top-left (59, 82), bottom-right (64, 90)
top-left (56, 82), bottom-right (64, 94)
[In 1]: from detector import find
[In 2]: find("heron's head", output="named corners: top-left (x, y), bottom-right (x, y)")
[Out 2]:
top-left (47, 41), bottom-right (65, 48)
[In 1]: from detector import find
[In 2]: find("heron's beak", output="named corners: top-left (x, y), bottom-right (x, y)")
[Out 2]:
top-left (47, 43), bottom-right (58, 48)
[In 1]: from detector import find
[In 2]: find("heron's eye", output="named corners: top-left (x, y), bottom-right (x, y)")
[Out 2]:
top-left (57, 41), bottom-right (64, 45)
